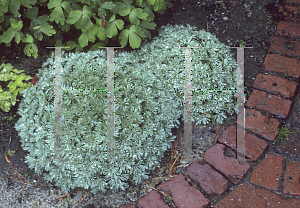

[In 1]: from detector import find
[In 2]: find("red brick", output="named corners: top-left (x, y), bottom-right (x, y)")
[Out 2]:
top-left (218, 126), bottom-right (268, 162)
top-left (120, 205), bottom-right (136, 208)
top-left (268, 36), bottom-right (300, 57)
top-left (214, 182), bottom-right (300, 208)
top-left (286, 0), bottom-right (300, 4)
top-left (283, 161), bottom-right (300, 196)
top-left (276, 21), bottom-right (300, 38)
top-left (279, 5), bottom-right (300, 21)
top-left (237, 108), bottom-right (280, 141)
top-left (203, 143), bottom-right (251, 184)
top-left (262, 54), bottom-right (300, 79)
top-left (252, 73), bottom-right (298, 99)
top-left (250, 154), bottom-right (284, 191)
top-left (160, 174), bottom-right (210, 208)
top-left (186, 161), bottom-right (229, 195)
top-left (245, 89), bottom-right (292, 119)
top-left (136, 190), bottom-right (170, 208)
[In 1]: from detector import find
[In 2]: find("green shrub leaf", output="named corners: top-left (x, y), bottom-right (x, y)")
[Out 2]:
top-left (101, 1), bottom-right (116, 10)
top-left (9, 0), bottom-right (21, 17)
top-left (106, 15), bottom-right (124, 38)
top-left (49, 5), bottom-right (65, 25)
top-left (129, 8), bottom-right (148, 25)
top-left (66, 10), bottom-right (83, 25)
top-left (119, 25), bottom-right (144, 49)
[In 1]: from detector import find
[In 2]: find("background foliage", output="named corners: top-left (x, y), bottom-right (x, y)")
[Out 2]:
top-left (0, 63), bottom-right (32, 112)
top-left (0, 0), bottom-right (187, 58)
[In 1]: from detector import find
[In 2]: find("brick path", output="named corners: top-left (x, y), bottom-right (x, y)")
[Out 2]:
top-left (119, 1), bottom-right (300, 207)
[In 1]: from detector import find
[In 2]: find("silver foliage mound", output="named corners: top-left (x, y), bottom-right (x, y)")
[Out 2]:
top-left (15, 24), bottom-right (237, 194)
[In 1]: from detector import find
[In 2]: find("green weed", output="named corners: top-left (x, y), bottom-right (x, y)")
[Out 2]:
top-left (275, 125), bottom-right (300, 148)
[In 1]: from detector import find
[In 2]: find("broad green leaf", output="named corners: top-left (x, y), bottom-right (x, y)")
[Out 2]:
top-left (11, 68), bottom-right (25, 74)
top-left (153, 0), bottom-right (166, 13)
top-left (9, 0), bottom-right (21, 17)
top-left (97, 6), bottom-right (106, 19)
top-left (29, 15), bottom-right (50, 30)
top-left (82, 5), bottom-right (93, 16)
top-left (119, 6), bottom-right (131, 16)
top-left (119, 25), bottom-right (144, 49)
top-left (24, 7), bottom-right (39, 19)
top-left (7, 82), bottom-right (17, 93)
top-left (66, 10), bottom-right (83, 24)
top-left (0, 0), bottom-right (9, 16)
top-left (0, 63), bottom-right (13, 72)
top-left (90, 41), bottom-right (108, 51)
top-left (123, 0), bottom-right (133, 4)
top-left (0, 71), bottom-right (12, 81)
top-left (80, 13), bottom-right (94, 30)
top-left (102, 2), bottom-right (115, 10)
top-left (10, 97), bottom-right (17, 106)
top-left (147, 0), bottom-right (155, 6)
top-left (105, 18), bottom-right (124, 38)
top-left (0, 92), bottom-right (9, 100)
top-left (40, 25), bottom-right (56, 36)
top-left (143, 6), bottom-right (155, 21)
top-left (129, 8), bottom-right (148, 25)
top-left (33, 26), bottom-right (43, 41)
top-left (24, 44), bottom-right (33, 56)
top-left (111, 2), bottom-right (127, 14)
top-left (54, 39), bottom-right (63, 47)
top-left (21, 0), bottom-right (36, 8)
top-left (24, 43), bottom-right (38, 58)
top-left (21, 34), bottom-right (34, 44)
top-left (14, 77), bottom-right (23, 87)
top-left (64, 40), bottom-right (77, 51)
top-left (10, 18), bottom-right (23, 31)
top-left (139, 27), bottom-right (151, 39)
top-left (0, 93), bottom-right (12, 111)
top-left (49, 5), bottom-right (65, 25)
top-left (95, 19), bottom-right (107, 40)
top-left (78, 29), bottom-right (96, 48)
top-left (22, 74), bottom-right (33, 81)
top-left (47, 0), bottom-right (61, 9)
top-left (1, 28), bottom-right (15, 43)
top-left (12, 87), bottom-right (21, 97)
top-left (61, 1), bottom-right (72, 14)
top-left (136, 0), bottom-right (143, 6)
top-left (108, 14), bottom-right (116, 22)
top-left (57, 21), bottom-right (70, 32)
top-left (141, 20), bottom-right (156, 30)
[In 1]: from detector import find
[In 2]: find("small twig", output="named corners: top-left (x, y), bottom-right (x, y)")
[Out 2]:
top-left (150, 175), bottom-right (177, 180)
top-left (184, 173), bottom-right (197, 189)
top-left (143, 181), bottom-right (176, 207)
top-left (22, 184), bottom-right (25, 194)
top-left (158, 181), bottom-right (165, 190)
top-left (52, 189), bottom-right (79, 202)
top-left (6, 175), bottom-right (35, 188)
top-left (212, 125), bottom-right (222, 144)
top-left (5, 151), bottom-right (37, 195)
top-left (74, 189), bottom-right (91, 208)
top-left (5, 151), bottom-right (25, 181)
top-left (168, 153), bottom-right (181, 177)
top-left (5, 151), bottom-right (35, 189)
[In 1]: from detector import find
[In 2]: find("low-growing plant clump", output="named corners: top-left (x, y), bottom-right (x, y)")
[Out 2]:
top-left (15, 24), bottom-right (237, 194)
